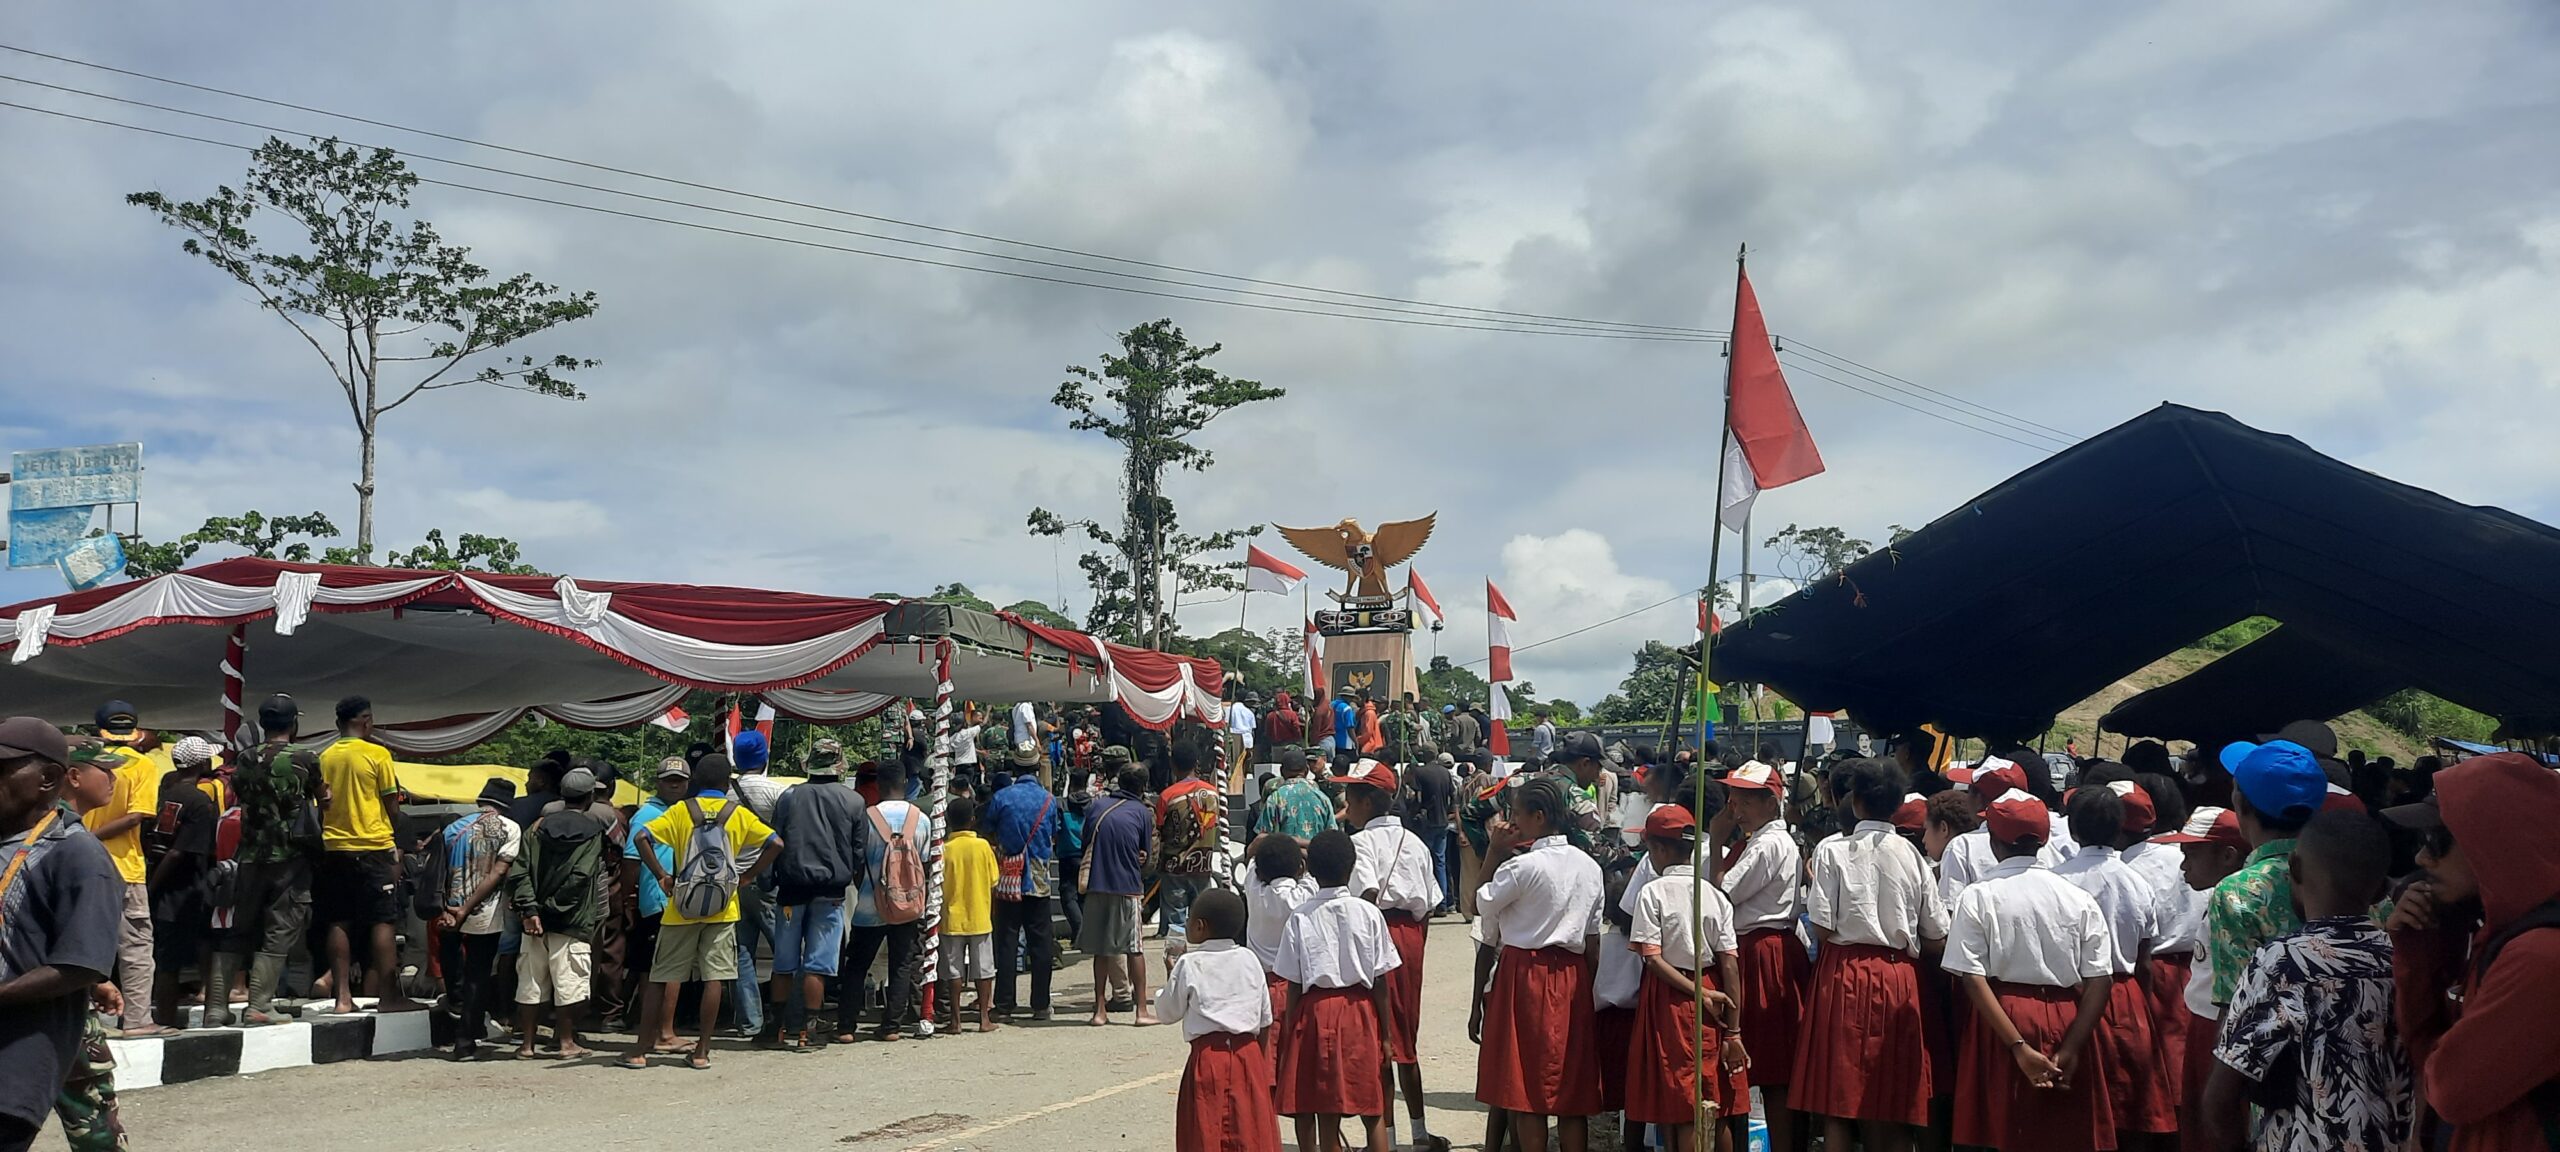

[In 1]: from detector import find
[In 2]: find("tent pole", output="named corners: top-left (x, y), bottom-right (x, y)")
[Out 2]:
top-left (221, 625), bottom-right (247, 750)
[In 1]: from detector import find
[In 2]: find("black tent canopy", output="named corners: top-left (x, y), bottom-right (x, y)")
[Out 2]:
top-left (2096, 625), bottom-right (2405, 743)
top-left (1711, 404), bottom-right (2560, 743)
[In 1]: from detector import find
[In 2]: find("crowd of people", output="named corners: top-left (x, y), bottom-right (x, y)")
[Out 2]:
top-left (1, 685), bottom-right (2554, 1152)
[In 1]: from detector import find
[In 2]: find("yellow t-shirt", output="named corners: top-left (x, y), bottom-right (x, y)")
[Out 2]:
top-left (643, 795), bottom-right (777, 926)
top-left (943, 830), bottom-right (998, 937)
top-left (81, 745), bottom-right (151, 883)
top-left (317, 737), bottom-right (401, 852)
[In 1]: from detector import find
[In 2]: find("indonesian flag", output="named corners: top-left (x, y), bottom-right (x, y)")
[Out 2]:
top-left (1486, 579), bottom-right (1518, 683)
top-left (754, 700), bottom-right (777, 742)
top-left (1244, 545), bottom-right (1306, 596)
top-left (1488, 681), bottom-right (1512, 757)
top-left (725, 701), bottom-right (742, 760)
top-left (650, 705), bottom-right (690, 733)
top-left (1302, 616), bottom-right (1324, 699)
top-left (1699, 596), bottom-right (1721, 637)
top-left (1406, 568), bottom-right (1442, 628)
top-left (1718, 264), bottom-right (1825, 532)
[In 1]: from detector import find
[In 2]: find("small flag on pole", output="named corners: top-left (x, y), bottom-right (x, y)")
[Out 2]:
top-left (754, 700), bottom-right (777, 741)
top-left (1406, 568), bottom-right (1442, 628)
top-left (1488, 680), bottom-right (1512, 757)
top-left (1245, 545), bottom-right (1307, 596)
top-left (1486, 579), bottom-right (1518, 683)
top-left (651, 705), bottom-right (690, 733)
top-left (1302, 616), bottom-right (1324, 699)
top-left (1719, 265), bottom-right (1825, 532)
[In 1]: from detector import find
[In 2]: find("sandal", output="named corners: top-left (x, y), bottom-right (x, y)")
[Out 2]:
top-left (614, 1055), bottom-right (650, 1070)
top-left (686, 1049), bottom-right (712, 1070)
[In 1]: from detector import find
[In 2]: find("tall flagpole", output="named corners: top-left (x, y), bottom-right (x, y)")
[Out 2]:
top-left (1694, 242), bottom-right (1745, 1138)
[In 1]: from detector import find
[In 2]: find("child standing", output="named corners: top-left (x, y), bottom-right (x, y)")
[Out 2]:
top-left (1156, 889), bottom-right (1280, 1152)
top-left (2151, 805), bottom-right (2250, 1151)
top-left (940, 794), bottom-right (1000, 1034)
top-left (1275, 829), bottom-right (1401, 1152)
top-left (1944, 795), bottom-right (2117, 1152)
top-left (1472, 775), bottom-right (1607, 1152)
top-left (1709, 760), bottom-right (1806, 1152)
top-left (1626, 805), bottom-right (1748, 1152)
top-left (1340, 761), bottom-right (1447, 1152)
top-left (2051, 784), bottom-right (2174, 1147)
top-left (1594, 861), bottom-right (1643, 1140)
top-left (1243, 834), bottom-right (1316, 1040)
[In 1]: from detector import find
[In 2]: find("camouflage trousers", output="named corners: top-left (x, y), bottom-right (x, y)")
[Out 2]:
top-left (54, 1013), bottom-right (126, 1152)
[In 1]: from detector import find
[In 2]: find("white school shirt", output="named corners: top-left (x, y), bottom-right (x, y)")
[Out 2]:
top-left (1804, 820), bottom-right (1949, 955)
top-left (2184, 948), bottom-right (2218, 1020)
top-left (1275, 887), bottom-right (1402, 989)
top-left (2051, 844), bottom-right (2160, 976)
top-left (1226, 702), bottom-right (1256, 749)
top-left (2121, 840), bottom-right (2205, 956)
top-left (1154, 939), bottom-right (1275, 1042)
top-left (1721, 820), bottom-right (1803, 935)
top-left (1630, 864), bottom-right (1740, 973)
top-left (1943, 856), bottom-right (2113, 989)
top-left (1595, 929), bottom-right (1643, 1009)
top-left (1349, 816), bottom-right (1439, 917)
top-left (1937, 794), bottom-right (2070, 908)
top-left (1242, 869), bottom-right (1318, 971)
top-left (1475, 835), bottom-right (1606, 953)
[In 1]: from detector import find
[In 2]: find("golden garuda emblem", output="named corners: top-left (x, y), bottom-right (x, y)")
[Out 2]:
top-left (1274, 515), bottom-right (1435, 601)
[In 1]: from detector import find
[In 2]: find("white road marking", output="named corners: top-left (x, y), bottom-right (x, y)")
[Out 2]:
top-left (899, 1068), bottom-right (1182, 1151)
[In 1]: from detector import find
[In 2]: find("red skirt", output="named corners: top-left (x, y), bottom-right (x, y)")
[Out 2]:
top-left (1595, 1005), bottom-right (1636, 1111)
top-left (2179, 1009), bottom-right (2218, 1152)
top-left (1476, 945), bottom-right (1603, 1117)
top-left (1952, 981), bottom-right (2116, 1152)
top-left (1276, 985), bottom-right (1387, 1118)
top-left (1626, 966), bottom-right (1748, 1126)
top-left (1736, 927), bottom-right (1809, 1087)
top-left (1263, 971), bottom-right (1291, 1091)
top-left (2097, 972), bottom-right (2175, 1134)
top-left (1383, 911), bottom-right (1426, 1066)
top-left (1918, 947), bottom-right (1958, 1097)
top-left (1179, 1031), bottom-right (1283, 1152)
top-left (1790, 942), bottom-right (1932, 1125)
top-left (2144, 953), bottom-right (2192, 1104)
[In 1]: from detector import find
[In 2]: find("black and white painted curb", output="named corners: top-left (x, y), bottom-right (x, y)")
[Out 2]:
top-left (105, 1000), bottom-right (435, 1091)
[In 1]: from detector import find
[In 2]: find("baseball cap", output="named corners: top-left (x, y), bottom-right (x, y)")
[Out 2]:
top-left (1337, 759), bottom-right (1398, 794)
top-left (0, 717), bottom-right (70, 766)
top-left (1944, 765), bottom-right (1976, 788)
top-left (1442, 705), bottom-right (1456, 714)
top-left (1724, 760), bottom-right (1784, 794)
top-left (2321, 783), bottom-right (2366, 814)
top-left (2220, 739), bottom-right (2326, 821)
top-left (2154, 805), bottom-right (2248, 852)
top-left (1971, 757), bottom-right (2032, 799)
top-left (1891, 793), bottom-right (1928, 832)
top-left (1983, 795), bottom-right (2050, 845)
top-left (1642, 805), bottom-right (1698, 840)
top-left (256, 693), bottom-right (301, 731)
top-left (2114, 780), bottom-right (2157, 833)
top-left (560, 767), bottom-right (599, 799)
top-left (655, 756), bottom-right (692, 781)
top-left (94, 700), bottom-right (139, 735)
top-left (170, 736), bottom-right (220, 769)
top-left (1101, 745), bottom-right (1132, 764)
top-left (1558, 731), bottom-right (1606, 762)
top-left (64, 735), bottom-right (117, 767)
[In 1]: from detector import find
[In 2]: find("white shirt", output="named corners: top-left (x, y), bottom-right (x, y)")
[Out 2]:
top-left (1720, 820), bottom-right (1803, 935)
top-left (2184, 948), bottom-right (2218, 1020)
top-left (1475, 835), bottom-right (1606, 953)
top-left (1226, 702), bottom-right (1256, 747)
top-left (1937, 792), bottom-right (2069, 908)
top-left (1242, 868), bottom-right (1318, 971)
top-left (2121, 840), bottom-right (2205, 956)
top-left (2051, 845), bottom-right (2160, 976)
top-left (1630, 864), bottom-right (1739, 973)
top-left (1154, 939), bottom-right (1274, 1041)
top-left (1944, 856), bottom-right (2113, 988)
top-left (944, 724), bottom-right (981, 766)
top-left (1349, 817), bottom-right (1439, 917)
top-left (1595, 929), bottom-right (1643, 1009)
top-left (1275, 887), bottom-right (1402, 989)
top-left (1805, 820), bottom-right (1949, 954)
top-left (1011, 702), bottom-right (1037, 747)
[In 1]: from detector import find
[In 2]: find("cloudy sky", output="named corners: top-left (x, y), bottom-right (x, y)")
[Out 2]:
top-left (4, 1), bottom-right (2556, 705)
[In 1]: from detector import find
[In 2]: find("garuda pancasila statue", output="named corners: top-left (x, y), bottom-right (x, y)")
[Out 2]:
top-left (1274, 514), bottom-right (1436, 601)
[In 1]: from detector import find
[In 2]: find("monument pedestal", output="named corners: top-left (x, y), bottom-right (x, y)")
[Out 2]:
top-left (1322, 630), bottom-right (1418, 704)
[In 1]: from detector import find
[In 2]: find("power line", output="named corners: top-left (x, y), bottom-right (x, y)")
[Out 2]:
top-left (1777, 353), bottom-right (2067, 454)
top-left (0, 41), bottom-right (1724, 340)
top-left (1452, 592), bottom-right (1692, 670)
top-left (1783, 340), bottom-right (2083, 443)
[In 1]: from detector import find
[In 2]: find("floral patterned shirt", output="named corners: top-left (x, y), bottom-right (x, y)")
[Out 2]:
top-left (2213, 915), bottom-right (2411, 1152)
top-left (2207, 839), bottom-right (2300, 1005)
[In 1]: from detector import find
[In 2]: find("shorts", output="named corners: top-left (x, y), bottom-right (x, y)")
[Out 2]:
top-left (152, 915), bottom-right (207, 969)
top-left (314, 850), bottom-right (401, 927)
top-left (649, 921), bottom-right (740, 984)
top-left (772, 898), bottom-right (847, 977)
top-left (939, 933), bottom-right (996, 981)
top-left (1073, 893), bottom-right (1143, 957)
top-left (515, 932), bottom-right (594, 1006)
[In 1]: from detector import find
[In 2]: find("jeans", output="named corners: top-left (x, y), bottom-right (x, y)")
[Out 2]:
top-left (1423, 825), bottom-right (1456, 911)
top-left (732, 883), bottom-right (772, 1033)
top-left (440, 930), bottom-right (501, 1047)
top-left (993, 893), bottom-right (1055, 1013)
top-left (1157, 874), bottom-right (1211, 937)
top-left (1058, 858), bottom-right (1084, 940)
top-left (845, 921), bottom-right (922, 1038)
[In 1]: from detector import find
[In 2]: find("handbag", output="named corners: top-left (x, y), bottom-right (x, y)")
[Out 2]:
top-left (996, 794), bottom-right (1054, 902)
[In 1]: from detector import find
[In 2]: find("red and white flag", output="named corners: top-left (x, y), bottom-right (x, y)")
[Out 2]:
top-left (754, 700), bottom-right (777, 742)
top-left (1302, 616), bottom-right (1324, 699)
top-left (1488, 681), bottom-right (1512, 757)
top-left (1406, 568), bottom-right (1442, 628)
top-left (1486, 579), bottom-right (1518, 683)
top-left (1699, 596), bottom-right (1722, 638)
top-left (1244, 545), bottom-right (1306, 596)
top-left (1719, 264), bottom-right (1825, 532)
top-left (651, 705), bottom-right (690, 733)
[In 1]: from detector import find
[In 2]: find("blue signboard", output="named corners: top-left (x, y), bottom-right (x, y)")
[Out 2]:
top-left (58, 534), bottom-right (126, 591)
top-left (9, 442), bottom-right (141, 570)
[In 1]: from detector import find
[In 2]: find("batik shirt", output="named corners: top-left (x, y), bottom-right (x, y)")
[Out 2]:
top-left (232, 742), bottom-right (322, 865)
top-left (1256, 777), bottom-right (1336, 843)
top-left (2206, 839), bottom-right (2299, 1005)
top-left (2213, 915), bottom-right (2412, 1152)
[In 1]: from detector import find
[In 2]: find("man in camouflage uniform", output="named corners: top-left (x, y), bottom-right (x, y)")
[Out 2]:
top-left (1539, 732), bottom-right (1625, 868)
top-left (53, 739), bottom-right (129, 1152)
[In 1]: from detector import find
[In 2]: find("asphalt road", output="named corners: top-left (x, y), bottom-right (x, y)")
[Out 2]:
top-left (120, 921), bottom-right (1499, 1152)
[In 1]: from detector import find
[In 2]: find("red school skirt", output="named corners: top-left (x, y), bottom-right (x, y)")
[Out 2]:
top-left (2178, 1008), bottom-right (2218, 1152)
top-left (1594, 1005), bottom-right (1637, 1111)
top-left (2097, 971), bottom-right (2176, 1134)
top-left (1626, 965), bottom-right (1749, 1127)
top-left (1276, 985), bottom-right (1386, 1118)
top-left (1476, 945), bottom-right (1603, 1117)
top-left (2144, 953), bottom-right (2192, 1104)
top-left (1263, 971), bottom-right (1291, 1091)
top-left (1790, 942), bottom-right (1933, 1126)
top-left (1917, 947), bottom-right (1958, 1097)
top-left (1179, 1031), bottom-right (1282, 1152)
top-left (1736, 927), bottom-right (1810, 1087)
top-left (1952, 981), bottom-right (2116, 1152)
top-left (1383, 911), bottom-right (1426, 1066)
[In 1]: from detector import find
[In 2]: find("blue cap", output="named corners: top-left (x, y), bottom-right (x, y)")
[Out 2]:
top-left (1442, 704), bottom-right (1456, 714)
top-left (731, 729), bottom-right (769, 772)
top-left (95, 699), bottom-right (138, 732)
top-left (2220, 739), bottom-right (2325, 821)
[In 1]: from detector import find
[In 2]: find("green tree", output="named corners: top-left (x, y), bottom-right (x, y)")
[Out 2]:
top-left (1000, 599), bottom-right (1078, 630)
top-left (1027, 319), bottom-right (1284, 646)
top-left (1418, 655), bottom-right (1492, 714)
top-left (1168, 627), bottom-right (1291, 699)
top-left (122, 510), bottom-right (343, 578)
top-left (130, 137), bottom-right (600, 560)
top-left (921, 583), bottom-right (1000, 614)
top-left (1589, 641), bottom-right (1695, 724)
top-left (1762, 523), bottom-right (1875, 588)
top-left (372, 529), bottom-right (538, 574)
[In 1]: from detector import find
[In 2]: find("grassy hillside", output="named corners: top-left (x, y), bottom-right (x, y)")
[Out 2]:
top-left (2037, 647), bottom-right (2428, 762)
